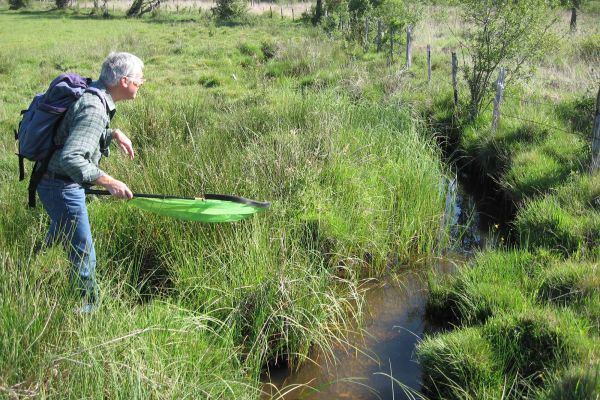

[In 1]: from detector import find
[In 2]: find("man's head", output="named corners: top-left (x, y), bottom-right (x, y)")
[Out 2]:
top-left (100, 52), bottom-right (145, 101)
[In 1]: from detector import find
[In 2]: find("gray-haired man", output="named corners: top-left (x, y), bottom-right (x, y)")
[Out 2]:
top-left (37, 52), bottom-right (144, 313)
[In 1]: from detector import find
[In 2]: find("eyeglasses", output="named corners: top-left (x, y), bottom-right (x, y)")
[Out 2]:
top-left (126, 76), bottom-right (145, 87)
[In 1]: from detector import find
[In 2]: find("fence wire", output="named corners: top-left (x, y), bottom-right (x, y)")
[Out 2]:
top-left (502, 95), bottom-right (560, 108)
top-left (501, 112), bottom-right (589, 139)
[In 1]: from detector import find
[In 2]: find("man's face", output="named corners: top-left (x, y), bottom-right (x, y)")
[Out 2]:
top-left (122, 69), bottom-right (144, 100)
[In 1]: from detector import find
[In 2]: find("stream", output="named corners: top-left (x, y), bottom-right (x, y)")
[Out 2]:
top-left (261, 181), bottom-right (492, 399)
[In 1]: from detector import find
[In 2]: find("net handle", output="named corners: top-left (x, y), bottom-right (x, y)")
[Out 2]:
top-left (84, 189), bottom-right (271, 209)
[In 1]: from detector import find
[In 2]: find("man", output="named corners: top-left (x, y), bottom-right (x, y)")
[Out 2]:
top-left (36, 52), bottom-right (144, 313)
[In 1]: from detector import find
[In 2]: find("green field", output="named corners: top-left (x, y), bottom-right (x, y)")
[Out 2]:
top-left (410, 4), bottom-right (600, 399)
top-left (2, 1), bottom-right (599, 398)
top-left (0, 5), bottom-right (448, 398)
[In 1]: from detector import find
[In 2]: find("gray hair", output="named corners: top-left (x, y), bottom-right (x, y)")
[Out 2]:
top-left (99, 52), bottom-right (144, 87)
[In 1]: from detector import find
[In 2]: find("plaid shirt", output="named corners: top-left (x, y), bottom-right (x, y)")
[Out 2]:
top-left (47, 81), bottom-right (116, 184)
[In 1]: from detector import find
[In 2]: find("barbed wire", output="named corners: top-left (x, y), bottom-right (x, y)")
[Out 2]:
top-left (501, 112), bottom-right (589, 139)
top-left (501, 94), bottom-right (560, 108)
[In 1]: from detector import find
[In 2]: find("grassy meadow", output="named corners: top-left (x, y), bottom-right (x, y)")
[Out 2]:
top-left (402, 4), bottom-right (600, 399)
top-left (0, 4), bottom-right (448, 399)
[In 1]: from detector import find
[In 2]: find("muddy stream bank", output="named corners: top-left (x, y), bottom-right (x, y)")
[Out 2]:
top-left (261, 182), bottom-right (495, 399)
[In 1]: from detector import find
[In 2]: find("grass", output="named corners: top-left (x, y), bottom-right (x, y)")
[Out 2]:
top-left (0, 4), bottom-right (448, 398)
top-left (402, 4), bottom-right (600, 399)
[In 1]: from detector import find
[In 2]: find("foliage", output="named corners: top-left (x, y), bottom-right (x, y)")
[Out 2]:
top-left (213, 0), bottom-right (248, 20)
top-left (0, 12), bottom-right (446, 398)
top-left (312, 0), bottom-right (324, 25)
top-left (348, 0), bottom-right (372, 18)
top-left (55, 0), bottom-right (69, 9)
top-left (458, 0), bottom-right (560, 116)
top-left (8, 0), bottom-right (28, 10)
top-left (373, 0), bottom-right (421, 31)
top-left (127, 0), bottom-right (161, 17)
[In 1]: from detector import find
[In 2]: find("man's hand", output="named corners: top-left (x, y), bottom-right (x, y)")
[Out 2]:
top-left (113, 129), bottom-right (135, 160)
top-left (94, 175), bottom-right (133, 199)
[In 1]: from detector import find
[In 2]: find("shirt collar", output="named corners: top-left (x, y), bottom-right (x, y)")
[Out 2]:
top-left (91, 80), bottom-right (116, 113)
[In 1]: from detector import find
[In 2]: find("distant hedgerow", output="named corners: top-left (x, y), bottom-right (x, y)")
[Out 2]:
top-left (9, 0), bottom-right (29, 9)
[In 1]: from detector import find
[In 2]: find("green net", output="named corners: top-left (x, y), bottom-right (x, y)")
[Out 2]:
top-left (129, 197), bottom-right (267, 222)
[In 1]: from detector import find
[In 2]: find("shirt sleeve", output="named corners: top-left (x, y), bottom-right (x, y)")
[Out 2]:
top-left (56, 100), bottom-right (109, 184)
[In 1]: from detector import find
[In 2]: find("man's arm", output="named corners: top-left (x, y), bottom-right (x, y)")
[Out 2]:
top-left (57, 101), bottom-right (109, 184)
top-left (94, 174), bottom-right (133, 199)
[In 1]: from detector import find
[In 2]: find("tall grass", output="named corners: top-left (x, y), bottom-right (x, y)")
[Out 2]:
top-left (0, 8), bottom-right (447, 398)
top-left (409, 5), bottom-right (600, 399)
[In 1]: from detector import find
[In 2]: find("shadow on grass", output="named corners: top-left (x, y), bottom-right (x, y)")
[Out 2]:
top-left (555, 95), bottom-right (596, 136)
top-left (0, 8), bottom-right (129, 20)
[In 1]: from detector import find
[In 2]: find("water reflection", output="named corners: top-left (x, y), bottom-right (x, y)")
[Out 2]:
top-left (262, 180), bottom-right (483, 399)
top-left (262, 264), bottom-right (455, 400)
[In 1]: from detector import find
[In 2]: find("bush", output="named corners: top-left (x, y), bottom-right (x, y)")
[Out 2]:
top-left (459, 0), bottom-right (559, 116)
top-left (8, 0), bottom-right (28, 9)
top-left (213, 0), bottom-right (247, 20)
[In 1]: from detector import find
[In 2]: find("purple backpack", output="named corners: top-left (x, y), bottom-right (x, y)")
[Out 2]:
top-left (15, 73), bottom-right (107, 206)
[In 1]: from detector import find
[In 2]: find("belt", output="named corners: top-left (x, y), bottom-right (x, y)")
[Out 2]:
top-left (43, 171), bottom-right (74, 182)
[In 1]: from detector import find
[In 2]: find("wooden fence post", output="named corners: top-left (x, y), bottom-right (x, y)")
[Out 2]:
top-left (376, 20), bottom-right (383, 53)
top-left (363, 17), bottom-right (369, 50)
top-left (292, 8), bottom-right (294, 21)
top-left (269, 5), bottom-right (272, 18)
top-left (492, 67), bottom-right (506, 133)
top-left (280, 6), bottom-right (283, 19)
top-left (451, 52), bottom-right (458, 107)
top-left (389, 25), bottom-right (394, 65)
top-left (591, 85), bottom-right (600, 172)
top-left (427, 44), bottom-right (431, 83)
top-left (406, 25), bottom-right (413, 69)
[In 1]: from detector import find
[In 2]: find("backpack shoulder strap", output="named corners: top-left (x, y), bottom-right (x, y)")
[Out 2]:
top-left (84, 87), bottom-right (110, 115)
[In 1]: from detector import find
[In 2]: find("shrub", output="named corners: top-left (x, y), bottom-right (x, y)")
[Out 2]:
top-left (459, 0), bottom-right (559, 116)
top-left (260, 40), bottom-right (277, 60)
top-left (213, 0), bottom-right (247, 20)
top-left (8, 0), bottom-right (28, 9)
top-left (373, 0), bottom-right (421, 31)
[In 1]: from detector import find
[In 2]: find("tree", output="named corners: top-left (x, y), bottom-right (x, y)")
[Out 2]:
top-left (312, 0), bottom-right (324, 25)
top-left (373, 0), bottom-right (420, 31)
top-left (459, 0), bottom-right (559, 117)
top-left (570, 0), bottom-right (580, 31)
top-left (55, 0), bottom-right (70, 8)
top-left (127, 0), bottom-right (161, 17)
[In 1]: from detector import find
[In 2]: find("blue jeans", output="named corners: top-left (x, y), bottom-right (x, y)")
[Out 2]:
top-left (37, 178), bottom-right (99, 304)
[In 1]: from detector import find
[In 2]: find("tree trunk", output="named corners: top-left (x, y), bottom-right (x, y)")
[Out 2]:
top-left (312, 0), bottom-right (322, 25)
